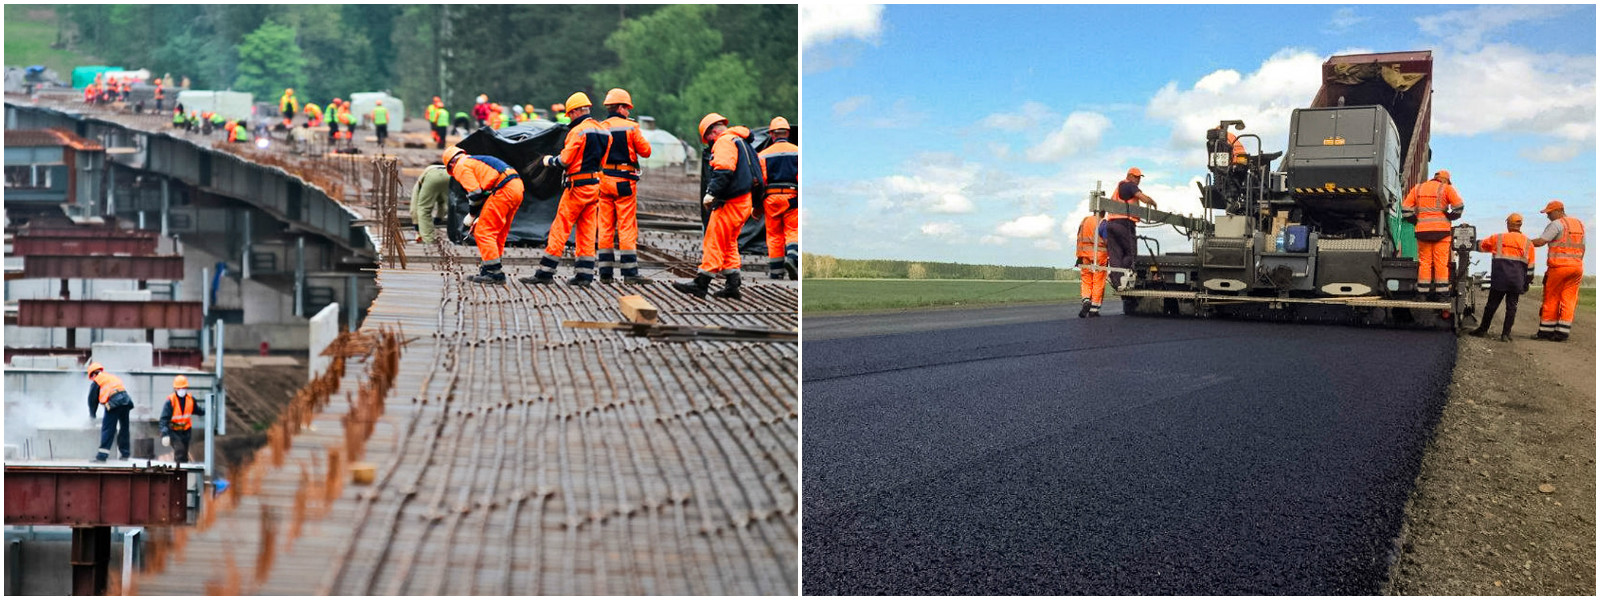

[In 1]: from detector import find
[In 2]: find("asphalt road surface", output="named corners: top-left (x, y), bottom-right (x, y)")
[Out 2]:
top-left (802, 306), bottom-right (1456, 595)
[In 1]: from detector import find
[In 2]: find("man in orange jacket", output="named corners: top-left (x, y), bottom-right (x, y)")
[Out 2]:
top-left (1530, 200), bottom-right (1585, 341)
top-left (759, 116), bottom-right (799, 280)
top-left (596, 88), bottom-right (653, 284)
top-left (444, 146), bottom-right (525, 284)
top-left (1104, 167), bottom-right (1158, 290)
top-left (1075, 210), bottom-right (1109, 317)
top-left (1401, 170), bottom-right (1465, 301)
top-left (673, 113), bottom-right (758, 300)
top-left (522, 92), bottom-right (610, 287)
top-left (1470, 213), bottom-right (1535, 342)
top-left (87, 362), bottom-right (135, 462)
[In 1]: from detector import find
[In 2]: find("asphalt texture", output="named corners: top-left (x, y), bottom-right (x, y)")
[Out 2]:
top-left (802, 308), bottom-right (1456, 595)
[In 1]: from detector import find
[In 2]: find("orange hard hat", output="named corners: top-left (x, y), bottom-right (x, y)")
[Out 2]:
top-left (285, 88), bottom-right (294, 94)
top-left (333, 97), bottom-right (342, 103)
top-left (564, 92), bottom-right (592, 111)
top-left (603, 88), bottom-right (632, 107)
top-left (699, 113), bottom-right (729, 141)
top-left (1507, 213), bottom-right (1524, 224)
top-left (173, 375), bottom-right (189, 388)
top-left (375, 100), bottom-right (383, 106)
top-left (86, 362), bottom-right (104, 377)
top-left (1127, 167), bottom-right (1144, 178)
top-left (1435, 169), bottom-right (1450, 181)
top-left (433, 96), bottom-right (441, 103)
top-left (443, 146), bottom-right (466, 168)
top-left (343, 100), bottom-right (351, 107)
top-left (552, 103), bottom-right (565, 113)
top-left (1541, 200), bottom-right (1565, 214)
top-left (153, 78), bottom-right (162, 86)
top-left (769, 116), bottom-right (790, 131)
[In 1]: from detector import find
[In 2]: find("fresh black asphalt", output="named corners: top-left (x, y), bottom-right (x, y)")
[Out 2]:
top-left (802, 310), bottom-right (1456, 595)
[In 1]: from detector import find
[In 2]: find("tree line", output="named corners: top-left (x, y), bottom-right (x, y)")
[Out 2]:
top-left (806, 255), bottom-right (1081, 281)
top-left (55, 4), bottom-right (796, 142)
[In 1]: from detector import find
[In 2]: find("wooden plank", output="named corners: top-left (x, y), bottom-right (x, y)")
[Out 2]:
top-left (618, 295), bottom-right (659, 324)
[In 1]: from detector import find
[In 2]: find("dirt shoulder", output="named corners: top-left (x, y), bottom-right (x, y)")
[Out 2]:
top-left (1387, 294), bottom-right (1596, 595)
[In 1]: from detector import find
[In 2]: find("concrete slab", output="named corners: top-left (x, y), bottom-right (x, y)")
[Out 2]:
top-left (90, 342), bottom-right (154, 372)
top-left (98, 289), bottom-right (152, 302)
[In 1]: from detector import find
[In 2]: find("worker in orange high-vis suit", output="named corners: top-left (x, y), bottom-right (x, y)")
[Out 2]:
top-left (672, 113), bottom-right (759, 300)
top-left (596, 88), bottom-right (654, 284)
top-left (759, 116), bottom-right (799, 280)
top-left (1469, 213), bottom-right (1535, 342)
top-left (338, 100), bottom-right (355, 144)
top-left (523, 92), bottom-right (610, 287)
top-left (303, 101), bottom-right (323, 128)
top-left (1401, 170), bottom-right (1464, 301)
top-left (159, 375), bottom-right (206, 464)
top-left (1530, 200), bottom-right (1585, 342)
top-left (1076, 210), bottom-right (1109, 318)
top-left (1104, 167), bottom-right (1158, 290)
top-left (444, 146), bottom-right (524, 284)
top-left (86, 362), bottom-right (135, 462)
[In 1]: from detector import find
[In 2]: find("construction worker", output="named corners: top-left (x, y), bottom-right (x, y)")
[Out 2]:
top-left (524, 92), bottom-right (608, 287)
top-left (1530, 200), bottom-right (1585, 341)
top-left (336, 101), bottom-right (354, 147)
top-left (172, 106), bottom-right (187, 129)
top-left (1469, 213), bottom-right (1535, 342)
top-left (430, 98), bottom-right (451, 149)
top-left (232, 120), bottom-right (252, 143)
top-left (525, 104), bottom-right (541, 121)
top-left (410, 164), bottom-right (452, 244)
top-left (452, 110), bottom-right (471, 136)
top-left (153, 78), bottom-right (165, 112)
top-left (1104, 167), bottom-right (1158, 290)
top-left (303, 101), bottom-right (323, 128)
top-left (86, 362), bottom-right (134, 462)
top-left (159, 375), bottom-right (206, 464)
top-left (496, 104), bottom-right (512, 129)
top-left (444, 146), bottom-right (524, 284)
top-left (673, 113), bottom-right (758, 300)
top-left (1076, 210), bottom-right (1110, 317)
top-left (473, 94), bottom-right (491, 128)
top-left (279, 88), bottom-right (298, 127)
top-left (513, 104), bottom-right (528, 124)
top-left (1401, 170), bottom-right (1465, 301)
top-left (596, 88), bottom-right (654, 284)
top-left (759, 116), bottom-right (798, 280)
top-left (326, 98), bottom-right (342, 145)
top-left (552, 103), bottom-right (571, 125)
top-left (371, 100), bottom-right (390, 148)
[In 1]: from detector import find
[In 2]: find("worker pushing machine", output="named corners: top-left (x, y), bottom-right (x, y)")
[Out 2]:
top-left (1104, 167), bottom-right (1158, 290)
top-left (597, 88), bottom-right (654, 284)
top-left (159, 375), bottom-right (206, 464)
top-left (759, 116), bottom-right (799, 280)
top-left (1530, 200), bottom-right (1585, 341)
top-left (524, 92), bottom-right (610, 287)
top-left (1075, 210), bottom-right (1109, 317)
top-left (1401, 170), bottom-right (1465, 301)
top-left (672, 113), bottom-right (760, 300)
top-left (86, 362), bottom-right (134, 462)
top-left (444, 146), bottom-right (525, 284)
top-left (1470, 213), bottom-right (1535, 342)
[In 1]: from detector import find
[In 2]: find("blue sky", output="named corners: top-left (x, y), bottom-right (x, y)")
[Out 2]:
top-left (801, 4), bottom-right (1597, 272)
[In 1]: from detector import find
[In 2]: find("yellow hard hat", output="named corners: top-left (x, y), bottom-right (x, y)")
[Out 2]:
top-left (699, 113), bottom-right (729, 141)
top-left (769, 116), bottom-right (790, 131)
top-left (86, 362), bottom-right (104, 377)
top-left (173, 375), bottom-right (189, 388)
top-left (564, 92), bottom-right (592, 111)
top-left (603, 88), bottom-right (632, 107)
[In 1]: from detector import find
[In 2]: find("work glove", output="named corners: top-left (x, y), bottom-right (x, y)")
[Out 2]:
top-left (161, 436), bottom-right (170, 448)
top-left (463, 215), bottom-right (477, 229)
top-left (702, 194), bottom-right (716, 208)
top-left (1447, 209), bottom-right (1463, 221)
top-left (542, 155), bottom-right (562, 168)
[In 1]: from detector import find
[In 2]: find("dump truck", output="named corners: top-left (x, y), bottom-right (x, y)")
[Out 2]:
top-left (1093, 50), bottom-right (1477, 330)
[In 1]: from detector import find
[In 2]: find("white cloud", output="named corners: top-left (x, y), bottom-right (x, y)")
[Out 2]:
top-left (1432, 44), bottom-right (1596, 144)
top-left (1027, 111), bottom-right (1113, 162)
top-left (833, 95), bottom-right (870, 118)
top-left (1521, 143), bottom-right (1585, 163)
top-left (1326, 7), bottom-right (1370, 34)
top-left (1146, 49), bottom-right (1326, 154)
top-left (1416, 5), bottom-right (1572, 49)
top-left (920, 221), bottom-right (965, 240)
top-left (980, 235), bottom-right (1008, 246)
top-left (877, 154), bottom-right (982, 214)
top-left (980, 101), bottom-right (1057, 132)
top-left (1032, 239), bottom-right (1063, 252)
top-left (801, 4), bottom-right (884, 49)
top-left (995, 214), bottom-right (1057, 239)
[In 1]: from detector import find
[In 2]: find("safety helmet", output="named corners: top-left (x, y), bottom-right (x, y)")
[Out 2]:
top-left (375, 100), bottom-right (383, 106)
top-left (173, 375), bottom-right (189, 388)
top-left (1127, 167), bottom-right (1144, 178)
top-left (564, 92), bottom-right (592, 112)
top-left (477, 94), bottom-right (487, 104)
top-left (1541, 200), bottom-right (1565, 214)
top-left (513, 105), bottom-right (524, 114)
top-left (86, 362), bottom-right (104, 378)
top-left (769, 116), bottom-right (791, 132)
top-left (342, 100), bottom-right (351, 107)
top-left (603, 88), bottom-right (632, 107)
top-left (285, 88), bottom-right (293, 95)
top-left (552, 103), bottom-right (565, 113)
top-left (1507, 213), bottom-right (1524, 224)
top-left (1435, 169), bottom-right (1450, 182)
top-left (699, 113), bottom-right (729, 142)
top-left (332, 97), bottom-right (341, 104)
top-left (443, 146), bottom-right (466, 171)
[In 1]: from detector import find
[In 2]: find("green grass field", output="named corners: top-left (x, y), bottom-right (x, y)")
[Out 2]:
top-left (4, 6), bottom-right (97, 75)
top-left (804, 278), bottom-right (1086, 313)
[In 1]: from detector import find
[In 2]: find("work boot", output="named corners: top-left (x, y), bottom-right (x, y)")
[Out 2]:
top-left (519, 273), bottom-right (555, 285)
top-left (671, 274), bottom-right (713, 299)
top-left (1553, 332), bottom-right (1570, 342)
top-left (598, 275), bottom-right (616, 285)
top-left (468, 264), bottom-right (506, 285)
top-left (92, 456), bottom-right (107, 464)
top-left (712, 272), bottom-right (743, 300)
top-left (623, 275), bottom-right (653, 285)
top-left (1468, 328), bottom-right (1489, 338)
top-left (1498, 333), bottom-right (1513, 343)
top-left (566, 276), bottom-right (592, 288)
top-left (785, 259), bottom-right (798, 281)
top-left (1079, 299), bottom-right (1091, 319)
top-left (1533, 331), bottom-right (1552, 340)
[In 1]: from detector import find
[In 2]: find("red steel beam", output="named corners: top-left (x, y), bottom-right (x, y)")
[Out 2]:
top-left (4, 466), bottom-right (189, 526)
top-left (21, 254), bottom-right (185, 280)
top-left (4, 347), bottom-right (204, 369)
top-left (14, 227), bottom-right (159, 240)
top-left (17, 300), bottom-right (203, 330)
top-left (11, 236), bottom-right (158, 257)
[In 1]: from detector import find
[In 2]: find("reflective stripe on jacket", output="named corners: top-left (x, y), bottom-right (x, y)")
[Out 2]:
top-left (1548, 216), bottom-right (1586, 269)
top-left (1401, 179), bottom-right (1463, 233)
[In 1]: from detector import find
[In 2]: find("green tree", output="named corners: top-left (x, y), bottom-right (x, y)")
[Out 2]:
top-left (595, 4), bottom-right (722, 141)
top-left (233, 20), bottom-right (306, 99)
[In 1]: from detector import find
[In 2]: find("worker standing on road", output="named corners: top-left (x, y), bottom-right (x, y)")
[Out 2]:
top-left (596, 88), bottom-right (653, 284)
top-left (371, 100), bottom-right (390, 149)
top-left (279, 88), bottom-right (298, 128)
top-left (444, 146), bottom-right (524, 284)
top-left (1401, 170), bottom-right (1465, 301)
top-left (326, 98), bottom-right (342, 145)
top-left (153, 78), bottom-right (165, 113)
top-left (410, 164), bottom-right (452, 244)
top-left (759, 116), bottom-right (799, 280)
top-left (87, 362), bottom-right (134, 463)
top-left (1470, 213), bottom-right (1535, 342)
top-left (524, 92), bottom-right (609, 287)
top-left (1076, 210), bottom-right (1109, 317)
top-left (1104, 167), bottom-right (1157, 290)
top-left (159, 375), bottom-right (205, 465)
top-left (672, 113), bottom-right (759, 300)
top-left (1530, 200), bottom-right (1585, 342)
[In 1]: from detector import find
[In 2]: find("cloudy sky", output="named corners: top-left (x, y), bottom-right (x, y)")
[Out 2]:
top-left (800, 4), bottom-right (1597, 272)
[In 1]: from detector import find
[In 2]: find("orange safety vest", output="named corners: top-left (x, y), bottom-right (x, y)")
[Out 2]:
top-left (1547, 216), bottom-right (1586, 269)
top-left (168, 393), bottom-right (195, 431)
top-left (1076, 215), bottom-right (1108, 266)
top-left (1402, 180), bottom-right (1461, 234)
top-left (1105, 180), bottom-right (1141, 222)
top-left (1482, 232), bottom-right (1534, 266)
top-left (92, 371), bottom-right (127, 405)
